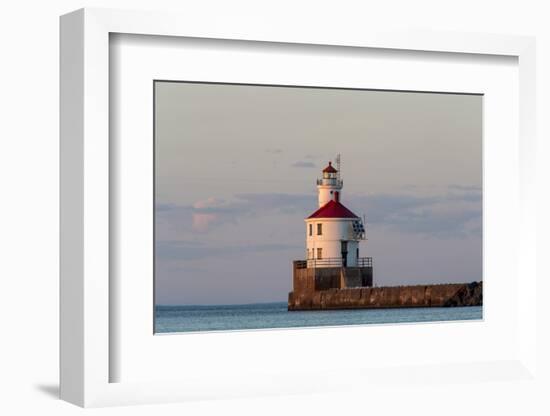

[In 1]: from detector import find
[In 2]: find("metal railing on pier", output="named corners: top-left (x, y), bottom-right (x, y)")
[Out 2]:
top-left (295, 257), bottom-right (372, 269)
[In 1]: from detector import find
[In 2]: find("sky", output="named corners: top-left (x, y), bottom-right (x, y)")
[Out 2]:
top-left (154, 81), bottom-right (482, 305)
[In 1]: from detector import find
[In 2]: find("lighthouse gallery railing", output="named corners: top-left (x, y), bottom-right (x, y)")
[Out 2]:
top-left (295, 257), bottom-right (372, 269)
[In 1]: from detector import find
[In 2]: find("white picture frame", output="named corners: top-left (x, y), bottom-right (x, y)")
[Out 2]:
top-left (60, 8), bottom-right (538, 408)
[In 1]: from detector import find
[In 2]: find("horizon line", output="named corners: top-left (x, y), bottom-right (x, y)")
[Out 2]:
top-left (156, 300), bottom-right (288, 308)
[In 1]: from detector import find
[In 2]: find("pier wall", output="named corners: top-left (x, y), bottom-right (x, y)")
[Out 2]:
top-left (292, 261), bottom-right (373, 291)
top-left (288, 281), bottom-right (482, 311)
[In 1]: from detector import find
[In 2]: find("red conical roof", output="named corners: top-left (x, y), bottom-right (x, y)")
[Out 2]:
top-left (307, 199), bottom-right (359, 219)
top-left (322, 161), bottom-right (338, 173)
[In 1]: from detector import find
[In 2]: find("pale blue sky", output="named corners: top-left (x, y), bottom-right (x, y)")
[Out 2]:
top-left (155, 82), bottom-right (482, 305)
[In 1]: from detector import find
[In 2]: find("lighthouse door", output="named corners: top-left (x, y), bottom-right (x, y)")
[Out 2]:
top-left (340, 241), bottom-right (348, 268)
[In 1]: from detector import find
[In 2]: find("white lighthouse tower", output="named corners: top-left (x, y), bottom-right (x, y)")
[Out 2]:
top-left (316, 161), bottom-right (343, 207)
top-left (305, 159), bottom-right (367, 268)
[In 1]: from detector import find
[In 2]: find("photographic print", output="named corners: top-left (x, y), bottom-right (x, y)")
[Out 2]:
top-left (154, 81), bottom-right (482, 333)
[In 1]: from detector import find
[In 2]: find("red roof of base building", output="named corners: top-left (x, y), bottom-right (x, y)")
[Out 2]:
top-left (307, 199), bottom-right (359, 219)
top-left (322, 162), bottom-right (338, 173)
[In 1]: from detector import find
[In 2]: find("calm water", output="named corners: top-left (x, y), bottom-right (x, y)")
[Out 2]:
top-left (155, 302), bottom-right (482, 333)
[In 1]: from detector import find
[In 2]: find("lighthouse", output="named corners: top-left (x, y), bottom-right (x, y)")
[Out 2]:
top-left (290, 158), bottom-right (373, 301)
top-left (305, 160), bottom-right (366, 268)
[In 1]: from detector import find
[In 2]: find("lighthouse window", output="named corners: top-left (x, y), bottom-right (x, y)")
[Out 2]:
top-left (317, 223), bottom-right (323, 235)
top-left (317, 248), bottom-right (323, 259)
top-left (309, 223), bottom-right (312, 236)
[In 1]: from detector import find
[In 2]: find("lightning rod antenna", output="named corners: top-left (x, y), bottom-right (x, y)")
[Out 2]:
top-left (336, 153), bottom-right (341, 180)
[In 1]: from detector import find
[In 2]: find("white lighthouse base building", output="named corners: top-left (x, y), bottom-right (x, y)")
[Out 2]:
top-left (306, 218), bottom-right (360, 267)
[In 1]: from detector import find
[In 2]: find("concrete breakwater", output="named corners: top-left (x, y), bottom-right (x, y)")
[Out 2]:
top-left (288, 281), bottom-right (482, 311)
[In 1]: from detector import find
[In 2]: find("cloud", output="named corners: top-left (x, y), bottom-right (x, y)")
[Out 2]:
top-left (349, 187), bottom-right (482, 239)
top-left (156, 203), bottom-right (180, 212)
top-left (448, 184), bottom-right (482, 193)
top-left (156, 193), bottom-right (313, 234)
top-left (192, 213), bottom-right (218, 231)
top-left (156, 240), bottom-right (300, 261)
top-left (291, 161), bottom-right (316, 168)
top-left (157, 186), bottom-right (481, 240)
top-left (192, 197), bottom-right (224, 209)
top-left (190, 198), bottom-right (226, 231)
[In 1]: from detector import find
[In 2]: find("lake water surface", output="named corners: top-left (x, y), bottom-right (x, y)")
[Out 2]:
top-left (155, 302), bottom-right (482, 333)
